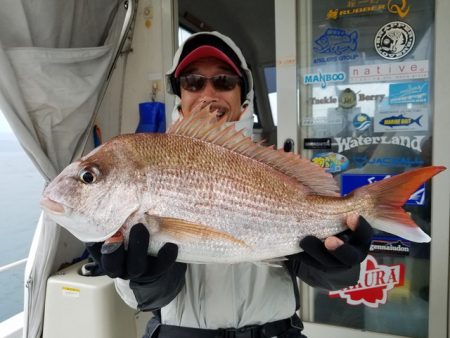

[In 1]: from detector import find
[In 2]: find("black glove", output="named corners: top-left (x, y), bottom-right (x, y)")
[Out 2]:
top-left (298, 216), bottom-right (373, 272)
top-left (86, 223), bottom-right (187, 310)
top-left (85, 223), bottom-right (186, 282)
top-left (287, 216), bottom-right (373, 289)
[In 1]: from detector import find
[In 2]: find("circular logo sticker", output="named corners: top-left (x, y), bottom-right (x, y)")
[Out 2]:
top-left (374, 21), bottom-right (415, 60)
top-left (352, 113), bottom-right (371, 131)
top-left (339, 88), bottom-right (357, 109)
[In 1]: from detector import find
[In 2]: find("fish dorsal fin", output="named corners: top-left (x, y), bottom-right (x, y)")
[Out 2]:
top-left (167, 106), bottom-right (339, 195)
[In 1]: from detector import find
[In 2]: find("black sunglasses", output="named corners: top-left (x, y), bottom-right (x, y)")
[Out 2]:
top-left (178, 74), bottom-right (241, 92)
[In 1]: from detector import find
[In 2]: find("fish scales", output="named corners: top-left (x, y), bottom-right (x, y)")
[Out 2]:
top-left (132, 134), bottom-right (341, 261)
top-left (41, 109), bottom-right (444, 264)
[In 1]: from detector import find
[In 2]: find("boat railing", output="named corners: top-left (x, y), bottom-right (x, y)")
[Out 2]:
top-left (0, 258), bottom-right (27, 338)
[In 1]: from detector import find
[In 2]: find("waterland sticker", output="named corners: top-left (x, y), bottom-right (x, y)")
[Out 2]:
top-left (389, 81), bottom-right (428, 104)
top-left (341, 173), bottom-right (426, 205)
top-left (329, 255), bottom-right (405, 308)
top-left (333, 135), bottom-right (425, 152)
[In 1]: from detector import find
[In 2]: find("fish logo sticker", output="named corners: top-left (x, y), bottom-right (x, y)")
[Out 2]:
top-left (374, 108), bottom-right (428, 132)
top-left (329, 255), bottom-right (405, 308)
top-left (311, 152), bottom-right (349, 173)
top-left (314, 28), bottom-right (358, 55)
top-left (389, 81), bottom-right (428, 104)
top-left (374, 21), bottom-right (415, 60)
top-left (313, 28), bottom-right (360, 64)
top-left (379, 114), bottom-right (422, 128)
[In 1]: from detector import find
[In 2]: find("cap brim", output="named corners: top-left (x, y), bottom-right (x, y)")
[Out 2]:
top-left (174, 45), bottom-right (242, 77)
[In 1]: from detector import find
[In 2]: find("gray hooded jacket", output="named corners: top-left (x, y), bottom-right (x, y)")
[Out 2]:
top-left (114, 31), bottom-right (359, 331)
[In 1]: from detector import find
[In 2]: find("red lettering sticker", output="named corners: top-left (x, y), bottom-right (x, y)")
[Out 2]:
top-left (328, 255), bottom-right (405, 308)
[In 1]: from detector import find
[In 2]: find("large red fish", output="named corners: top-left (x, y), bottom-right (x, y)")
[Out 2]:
top-left (41, 108), bottom-right (445, 263)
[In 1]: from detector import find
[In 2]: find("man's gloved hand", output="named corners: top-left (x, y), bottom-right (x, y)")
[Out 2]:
top-left (296, 215), bottom-right (373, 273)
top-left (85, 223), bottom-right (184, 282)
top-left (286, 215), bottom-right (373, 290)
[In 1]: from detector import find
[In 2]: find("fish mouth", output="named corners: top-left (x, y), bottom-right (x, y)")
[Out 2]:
top-left (40, 197), bottom-right (65, 215)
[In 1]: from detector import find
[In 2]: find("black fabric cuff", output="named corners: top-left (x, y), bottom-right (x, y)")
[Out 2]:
top-left (130, 263), bottom-right (187, 311)
top-left (296, 259), bottom-right (361, 291)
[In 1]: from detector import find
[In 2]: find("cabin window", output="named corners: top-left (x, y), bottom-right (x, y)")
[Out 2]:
top-left (179, 26), bottom-right (193, 46)
top-left (264, 66), bottom-right (277, 126)
top-left (0, 110), bottom-right (44, 321)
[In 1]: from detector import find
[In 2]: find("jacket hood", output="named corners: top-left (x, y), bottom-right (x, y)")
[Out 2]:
top-left (166, 31), bottom-right (255, 136)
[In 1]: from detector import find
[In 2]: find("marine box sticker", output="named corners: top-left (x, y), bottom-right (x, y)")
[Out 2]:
top-left (329, 255), bottom-right (405, 308)
top-left (374, 107), bottom-right (428, 132)
top-left (341, 173), bottom-right (426, 205)
top-left (389, 81), bottom-right (428, 104)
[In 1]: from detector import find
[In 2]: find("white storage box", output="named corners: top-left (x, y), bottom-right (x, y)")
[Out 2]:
top-left (43, 260), bottom-right (138, 338)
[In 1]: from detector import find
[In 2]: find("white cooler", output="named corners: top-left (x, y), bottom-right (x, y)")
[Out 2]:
top-left (43, 260), bottom-right (149, 338)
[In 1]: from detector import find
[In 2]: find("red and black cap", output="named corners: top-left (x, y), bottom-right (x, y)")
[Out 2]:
top-left (167, 33), bottom-right (250, 102)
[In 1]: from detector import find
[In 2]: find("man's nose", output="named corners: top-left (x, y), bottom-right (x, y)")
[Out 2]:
top-left (201, 80), bottom-right (218, 96)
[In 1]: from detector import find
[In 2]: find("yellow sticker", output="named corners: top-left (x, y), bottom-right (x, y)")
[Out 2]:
top-left (62, 286), bottom-right (80, 298)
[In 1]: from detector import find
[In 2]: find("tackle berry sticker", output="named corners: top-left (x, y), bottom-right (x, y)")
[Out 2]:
top-left (329, 255), bottom-right (405, 308)
top-left (374, 21), bottom-right (415, 60)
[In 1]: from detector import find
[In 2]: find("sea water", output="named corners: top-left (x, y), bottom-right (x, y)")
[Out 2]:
top-left (0, 132), bottom-right (44, 322)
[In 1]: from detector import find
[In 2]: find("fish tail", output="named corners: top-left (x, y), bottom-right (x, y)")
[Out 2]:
top-left (352, 166), bottom-right (445, 242)
top-left (415, 115), bottom-right (423, 126)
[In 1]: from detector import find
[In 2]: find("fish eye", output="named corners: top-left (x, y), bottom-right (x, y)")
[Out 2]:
top-left (78, 166), bottom-right (100, 184)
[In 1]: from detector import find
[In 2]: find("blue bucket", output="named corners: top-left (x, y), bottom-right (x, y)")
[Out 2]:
top-left (136, 102), bottom-right (166, 133)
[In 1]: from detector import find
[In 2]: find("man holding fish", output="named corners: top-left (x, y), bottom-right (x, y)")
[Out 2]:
top-left (85, 32), bottom-right (374, 338)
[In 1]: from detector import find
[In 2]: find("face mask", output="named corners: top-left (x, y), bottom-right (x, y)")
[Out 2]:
top-left (225, 113), bottom-right (253, 137)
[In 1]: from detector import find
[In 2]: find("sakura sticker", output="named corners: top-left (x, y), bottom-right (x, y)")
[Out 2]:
top-left (328, 255), bottom-right (405, 308)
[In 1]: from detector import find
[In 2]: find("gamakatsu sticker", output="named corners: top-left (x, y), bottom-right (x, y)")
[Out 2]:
top-left (374, 21), bottom-right (415, 60)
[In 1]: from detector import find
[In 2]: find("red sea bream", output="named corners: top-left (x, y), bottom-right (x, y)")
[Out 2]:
top-left (40, 108), bottom-right (445, 263)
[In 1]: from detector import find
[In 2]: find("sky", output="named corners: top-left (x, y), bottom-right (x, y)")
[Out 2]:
top-left (0, 110), bottom-right (13, 133)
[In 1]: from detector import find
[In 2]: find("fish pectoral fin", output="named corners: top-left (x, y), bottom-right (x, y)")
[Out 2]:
top-left (156, 216), bottom-right (248, 247)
